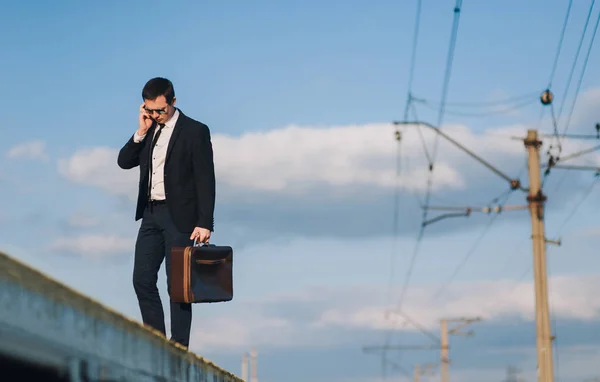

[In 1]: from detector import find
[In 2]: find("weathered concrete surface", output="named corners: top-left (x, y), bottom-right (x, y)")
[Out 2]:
top-left (0, 251), bottom-right (243, 382)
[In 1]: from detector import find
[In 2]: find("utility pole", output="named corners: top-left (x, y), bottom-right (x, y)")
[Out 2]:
top-left (241, 352), bottom-right (249, 381)
top-left (524, 130), bottom-right (554, 382)
top-left (250, 348), bottom-right (258, 382)
top-left (439, 317), bottom-right (481, 382)
top-left (241, 349), bottom-right (258, 382)
top-left (415, 364), bottom-right (421, 382)
top-left (381, 115), bottom-right (600, 382)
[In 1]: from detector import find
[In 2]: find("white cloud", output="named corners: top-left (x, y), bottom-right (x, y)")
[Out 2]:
top-left (6, 140), bottom-right (49, 161)
top-left (47, 234), bottom-right (133, 259)
top-left (53, 88), bottom-right (600, 238)
top-left (212, 123), bottom-right (468, 193)
top-left (56, 122), bottom-right (530, 201)
top-left (56, 118), bottom-right (598, 203)
top-left (314, 274), bottom-right (600, 331)
top-left (57, 147), bottom-right (136, 199)
top-left (189, 274), bottom-right (600, 352)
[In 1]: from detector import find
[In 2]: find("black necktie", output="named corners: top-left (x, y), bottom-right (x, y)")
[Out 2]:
top-left (147, 123), bottom-right (165, 200)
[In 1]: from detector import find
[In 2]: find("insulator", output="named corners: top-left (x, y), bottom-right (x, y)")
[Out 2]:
top-left (540, 90), bottom-right (553, 105)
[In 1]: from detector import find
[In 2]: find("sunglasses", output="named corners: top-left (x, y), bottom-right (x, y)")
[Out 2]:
top-left (143, 106), bottom-right (167, 115)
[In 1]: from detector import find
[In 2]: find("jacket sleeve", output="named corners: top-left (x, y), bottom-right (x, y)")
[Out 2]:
top-left (117, 133), bottom-right (146, 169)
top-left (191, 124), bottom-right (216, 231)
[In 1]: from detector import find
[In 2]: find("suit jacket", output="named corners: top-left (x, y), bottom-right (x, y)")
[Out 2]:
top-left (117, 109), bottom-right (216, 233)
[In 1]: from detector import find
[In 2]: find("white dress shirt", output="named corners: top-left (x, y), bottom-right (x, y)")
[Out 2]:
top-left (133, 109), bottom-right (180, 201)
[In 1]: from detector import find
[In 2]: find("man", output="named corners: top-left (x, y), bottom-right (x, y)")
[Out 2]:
top-left (117, 77), bottom-right (216, 348)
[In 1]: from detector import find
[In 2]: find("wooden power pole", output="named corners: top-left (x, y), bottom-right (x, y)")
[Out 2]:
top-left (440, 317), bottom-right (481, 382)
top-left (524, 129), bottom-right (554, 382)
top-left (391, 121), bottom-right (572, 382)
top-left (241, 352), bottom-right (248, 381)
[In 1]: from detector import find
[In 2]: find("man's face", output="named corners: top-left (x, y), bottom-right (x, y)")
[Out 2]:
top-left (143, 95), bottom-right (176, 124)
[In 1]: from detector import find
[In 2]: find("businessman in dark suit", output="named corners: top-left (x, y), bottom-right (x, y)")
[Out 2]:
top-left (117, 77), bottom-right (216, 348)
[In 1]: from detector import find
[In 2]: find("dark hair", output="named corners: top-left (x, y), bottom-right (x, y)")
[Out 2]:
top-left (142, 77), bottom-right (175, 104)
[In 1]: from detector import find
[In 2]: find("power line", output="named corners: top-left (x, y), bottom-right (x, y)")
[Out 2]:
top-left (426, 186), bottom-right (519, 303)
top-left (380, 0), bottom-right (424, 372)
top-left (547, 0), bottom-right (574, 89)
top-left (380, 120), bottom-right (525, 352)
top-left (394, 3), bottom-right (466, 331)
top-left (412, 90), bottom-right (541, 108)
top-left (555, 0), bottom-right (596, 124)
top-left (403, 0), bottom-right (422, 121)
top-left (420, 0), bottom-right (464, 246)
top-left (544, 2), bottom-right (599, 190)
top-left (385, 130), bottom-right (404, 311)
top-left (560, 7), bottom-right (600, 137)
top-left (546, 175), bottom-right (598, 382)
top-left (388, 0), bottom-right (423, 311)
top-left (414, 97), bottom-right (538, 118)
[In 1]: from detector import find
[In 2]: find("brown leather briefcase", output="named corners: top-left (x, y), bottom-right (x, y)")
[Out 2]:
top-left (170, 240), bottom-right (233, 304)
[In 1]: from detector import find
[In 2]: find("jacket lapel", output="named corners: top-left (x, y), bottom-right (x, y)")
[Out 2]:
top-left (165, 109), bottom-right (184, 163)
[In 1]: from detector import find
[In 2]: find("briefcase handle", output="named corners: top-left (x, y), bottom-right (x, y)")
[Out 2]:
top-left (193, 238), bottom-right (214, 247)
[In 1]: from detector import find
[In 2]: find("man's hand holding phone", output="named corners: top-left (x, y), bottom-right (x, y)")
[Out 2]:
top-left (137, 103), bottom-right (154, 137)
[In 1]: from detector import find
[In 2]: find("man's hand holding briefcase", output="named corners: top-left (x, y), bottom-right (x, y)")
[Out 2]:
top-left (170, 239), bottom-right (234, 304)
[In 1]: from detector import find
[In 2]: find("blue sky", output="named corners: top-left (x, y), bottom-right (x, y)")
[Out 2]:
top-left (2, 1), bottom-right (600, 381)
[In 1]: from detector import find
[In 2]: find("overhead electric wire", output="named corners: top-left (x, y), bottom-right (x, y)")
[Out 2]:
top-left (403, 0), bottom-right (422, 121)
top-left (431, 0), bottom-right (464, 164)
top-left (553, 174), bottom-right (599, 236)
top-left (426, 175), bottom-right (524, 303)
top-left (544, 1), bottom-right (599, 195)
top-left (414, 97), bottom-right (537, 118)
top-left (392, 0), bottom-right (465, 317)
top-left (385, 133), bottom-right (404, 309)
top-left (547, 175), bottom-right (598, 381)
top-left (560, 6), bottom-right (600, 138)
top-left (411, 90), bottom-right (541, 108)
top-left (553, 0), bottom-right (596, 141)
top-left (544, 0), bottom-right (573, 153)
top-left (547, 0), bottom-right (574, 89)
top-left (379, 0), bottom-right (424, 374)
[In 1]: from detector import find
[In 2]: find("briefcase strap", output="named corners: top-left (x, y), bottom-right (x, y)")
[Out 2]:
top-left (195, 258), bottom-right (228, 265)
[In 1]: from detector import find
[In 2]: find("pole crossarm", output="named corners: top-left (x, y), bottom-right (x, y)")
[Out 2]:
top-left (423, 204), bottom-right (528, 213)
top-left (420, 204), bottom-right (527, 227)
top-left (393, 120), bottom-right (526, 191)
top-left (447, 317), bottom-right (482, 336)
top-left (440, 317), bottom-right (482, 382)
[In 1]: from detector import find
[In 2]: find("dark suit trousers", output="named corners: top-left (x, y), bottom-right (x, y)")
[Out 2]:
top-left (133, 202), bottom-right (193, 347)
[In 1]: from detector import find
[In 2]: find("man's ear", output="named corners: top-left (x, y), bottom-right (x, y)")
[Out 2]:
top-left (171, 96), bottom-right (177, 107)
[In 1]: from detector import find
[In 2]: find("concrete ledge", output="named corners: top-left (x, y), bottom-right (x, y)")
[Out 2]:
top-left (0, 251), bottom-right (243, 382)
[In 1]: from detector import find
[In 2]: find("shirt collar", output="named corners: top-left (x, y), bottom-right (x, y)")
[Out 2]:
top-left (162, 108), bottom-right (180, 129)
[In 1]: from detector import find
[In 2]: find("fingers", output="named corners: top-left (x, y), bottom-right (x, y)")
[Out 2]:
top-left (189, 229), bottom-right (210, 243)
